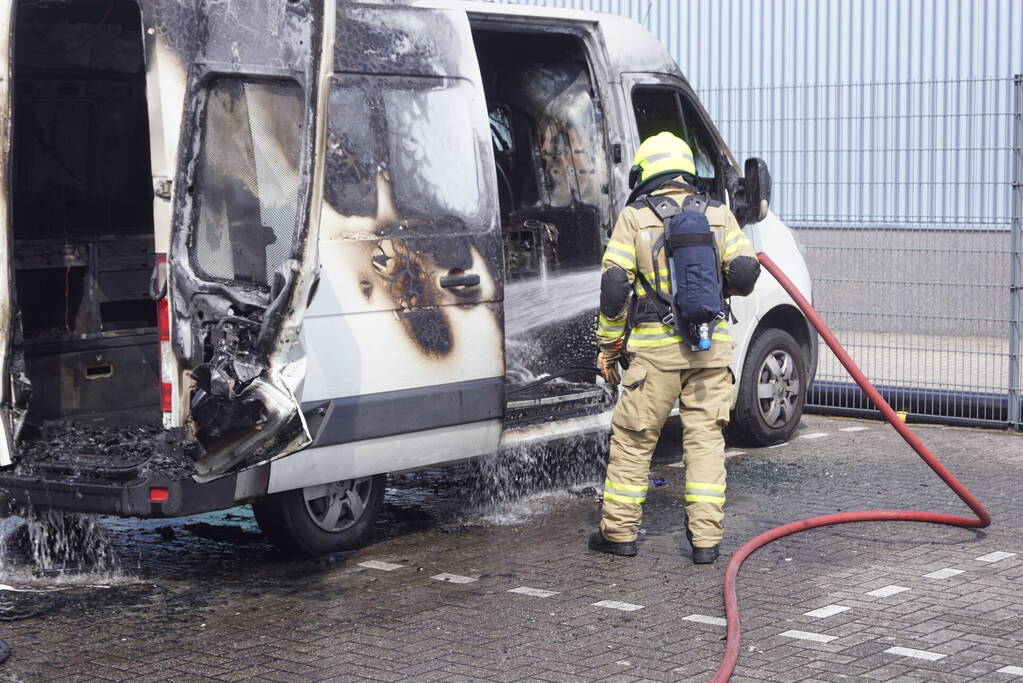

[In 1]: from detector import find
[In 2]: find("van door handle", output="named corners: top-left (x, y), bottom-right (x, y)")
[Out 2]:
top-left (440, 273), bottom-right (480, 288)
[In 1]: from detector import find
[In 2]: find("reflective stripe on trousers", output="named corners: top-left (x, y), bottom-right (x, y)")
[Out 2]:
top-left (603, 477), bottom-right (648, 505)
top-left (684, 481), bottom-right (726, 504)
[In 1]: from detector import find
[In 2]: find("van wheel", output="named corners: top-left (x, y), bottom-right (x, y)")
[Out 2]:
top-left (727, 328), bottom-right (806, 447)
top-left (252, 474), bottom-right (386, 558)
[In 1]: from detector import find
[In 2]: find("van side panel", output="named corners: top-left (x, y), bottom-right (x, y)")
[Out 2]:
top-left (302, 5), bottom-right (504, 421)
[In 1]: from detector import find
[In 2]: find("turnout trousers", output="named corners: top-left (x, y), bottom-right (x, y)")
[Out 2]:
top-left (599, 357), bottom-right (733, 547)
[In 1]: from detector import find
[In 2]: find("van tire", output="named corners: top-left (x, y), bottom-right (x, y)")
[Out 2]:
top-left (252, 474), bottom-right (386, 558)
top-left (727, 328), bottom-right (806, 447)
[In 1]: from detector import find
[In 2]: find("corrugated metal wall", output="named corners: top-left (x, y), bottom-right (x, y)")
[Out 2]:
top-left (484, 1), bottom-right (1023, 83)
top-left (484, 0), bottom-right (1023, 230)
top-left (486, 0), bottom-right (1023, 427)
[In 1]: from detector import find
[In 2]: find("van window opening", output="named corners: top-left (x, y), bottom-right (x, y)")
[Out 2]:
top-left (471, 28), bottom-right (611, 279)
top-left (323, 75), bottom-right (488, 235)
top-left (190, 78), bottom-right (305, 287)
top-left (10, 0), bottom-right (160, 424)
top-left (632, 86), bottom-right (720, 192)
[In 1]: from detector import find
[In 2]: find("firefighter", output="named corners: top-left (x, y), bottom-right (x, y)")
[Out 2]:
top-left (589, 132), bottom-right (761, 564)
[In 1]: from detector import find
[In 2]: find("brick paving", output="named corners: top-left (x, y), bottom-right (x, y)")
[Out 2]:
top-left (1, 414), bottom-right (1021, 681)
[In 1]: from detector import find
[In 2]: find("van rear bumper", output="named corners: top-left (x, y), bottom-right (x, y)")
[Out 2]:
top-left (0, 470), bottom-right (238, 518)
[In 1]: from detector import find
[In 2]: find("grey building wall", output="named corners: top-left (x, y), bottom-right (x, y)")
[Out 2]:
top-left (483, 1), bottom-right (1023, 223)
top-left (485, 0), bottom-right (1023, 422)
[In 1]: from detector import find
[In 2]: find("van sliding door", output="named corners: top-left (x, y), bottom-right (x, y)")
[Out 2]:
top-left (264, 3), bottom-right (505, 490)
top-left (167, 0), bottom-right (329, 478)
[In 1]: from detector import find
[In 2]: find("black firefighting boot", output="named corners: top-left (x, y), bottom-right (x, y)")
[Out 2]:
top-left (588, 531), bottom-right (637, 557)
top-left (685, 521), bottom-right (720, 565)
top-left (691, 545), bottom-right (720, 565)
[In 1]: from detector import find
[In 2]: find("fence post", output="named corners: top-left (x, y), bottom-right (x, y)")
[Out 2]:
top-left (1010, 75), bottom-right (1022, 430)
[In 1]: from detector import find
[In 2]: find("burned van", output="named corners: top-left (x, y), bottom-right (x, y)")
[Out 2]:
top-left (0, 0), bottom-right (817, 556)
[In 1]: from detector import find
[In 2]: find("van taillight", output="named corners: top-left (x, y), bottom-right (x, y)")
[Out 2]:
top-left (155, 254), bottom-right (173, 414)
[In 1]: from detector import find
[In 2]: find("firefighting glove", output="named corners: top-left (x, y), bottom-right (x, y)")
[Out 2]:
top-left (597, 341), bottom-right (623, 386)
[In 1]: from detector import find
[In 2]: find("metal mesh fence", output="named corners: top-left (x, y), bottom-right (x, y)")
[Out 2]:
top-left (701, 77), bottom-right (1023, 427)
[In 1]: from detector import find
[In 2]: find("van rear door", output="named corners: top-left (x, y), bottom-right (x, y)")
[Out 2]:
top-left (166, 1), bottom-right (329, 478)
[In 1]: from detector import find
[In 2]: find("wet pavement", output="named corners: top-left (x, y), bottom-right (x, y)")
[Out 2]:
top-left (0, 414), bottom-right (1021, 682)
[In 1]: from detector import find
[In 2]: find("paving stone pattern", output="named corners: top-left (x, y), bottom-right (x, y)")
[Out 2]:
top-left (1, 415), bottom-right (1022, 682)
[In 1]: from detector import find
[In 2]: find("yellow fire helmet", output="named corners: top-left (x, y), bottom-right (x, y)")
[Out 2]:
top-left (629, 131), bottom-right (697, 188)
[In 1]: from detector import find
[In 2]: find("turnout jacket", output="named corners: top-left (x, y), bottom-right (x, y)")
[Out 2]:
top-left (596, 178), bottom-right (758, 370)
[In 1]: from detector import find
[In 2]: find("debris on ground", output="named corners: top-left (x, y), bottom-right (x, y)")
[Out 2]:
top-left (183, 523), bottom-right (264, 545)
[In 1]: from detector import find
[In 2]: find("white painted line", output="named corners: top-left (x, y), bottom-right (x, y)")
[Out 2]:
top-left (997, 666), bottom-right (1023, 676)
top-left (838, 426), bottom-right (869, 432)
top-left (866, 585), bottom-right (910, 597)
top-left (431, 573), bottom-right (478, 584)
top-left (975, 551), bottom-right (1017, 563)
top-left (593, 600), bottom-right (644, 612)
top-left (923, 568), bottom-right (964, 580)
top-left (667, 461), bottom-right (685, 468)
top-left (508, 586), bottom-right (558, 598)
top-left (780, 630), bottom-right (837, 643)
top-left (803, 604), bottom-right (851, 618)
top-left (884, 646), bottom-right (946, 661)
top-left (358, 560), bottom-right (403, 572)
top-left (683, 614), bottom-right (727, 626)
top-left (724, 450), bottom-right (747, 457)
top-left (799, 432), bottom-right (828, 440)
top-left (768, 442), bottom-right (789, 449)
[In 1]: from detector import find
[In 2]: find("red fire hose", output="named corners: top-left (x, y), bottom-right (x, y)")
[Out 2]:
top-left (711, 253), bottom-right (992, 683)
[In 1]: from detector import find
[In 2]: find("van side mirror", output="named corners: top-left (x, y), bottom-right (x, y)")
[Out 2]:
top-left (739, 157), bottom-right (772, 224)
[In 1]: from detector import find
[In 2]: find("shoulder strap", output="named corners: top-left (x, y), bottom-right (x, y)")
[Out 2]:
top-left (643, 194), bottom-right (681, 221)
top-left (681, 193), bottom-right (709, 214)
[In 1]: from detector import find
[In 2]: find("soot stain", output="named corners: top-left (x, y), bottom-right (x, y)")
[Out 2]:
top-left (397, 308), bottom-right (453, 358)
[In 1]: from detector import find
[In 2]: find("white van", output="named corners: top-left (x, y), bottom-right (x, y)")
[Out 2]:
top-left (0, 0), bottom-right (816, 556)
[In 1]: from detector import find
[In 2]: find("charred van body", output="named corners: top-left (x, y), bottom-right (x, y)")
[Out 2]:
top-left (0, 0), bottom-right (817, 555)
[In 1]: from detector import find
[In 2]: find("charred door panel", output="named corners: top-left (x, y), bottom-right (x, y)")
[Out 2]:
top-left (302, 4), bottom-right (503, 440)
top-left (167, 0), bottom-right (328, 478)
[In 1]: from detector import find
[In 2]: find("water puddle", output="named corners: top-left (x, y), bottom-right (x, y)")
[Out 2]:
top-left (0, 426), bottom-right (608, 591)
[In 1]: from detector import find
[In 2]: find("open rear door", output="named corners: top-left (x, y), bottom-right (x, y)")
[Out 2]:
top-left (0, 2), bottom-right (16, 467)
top-left (167, 0), bottom-right (330, 478)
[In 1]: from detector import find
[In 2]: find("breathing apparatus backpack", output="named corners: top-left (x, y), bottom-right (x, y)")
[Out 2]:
top-left (632, 193), bottom-right (726, 351)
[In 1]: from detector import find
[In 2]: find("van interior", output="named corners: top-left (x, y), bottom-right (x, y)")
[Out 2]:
top-left (9, 0), bottom-right (160, 449)
top-left (471, 27), bottom-right (614, 419)
top-left (472, 28), bottom-right (611, 280)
